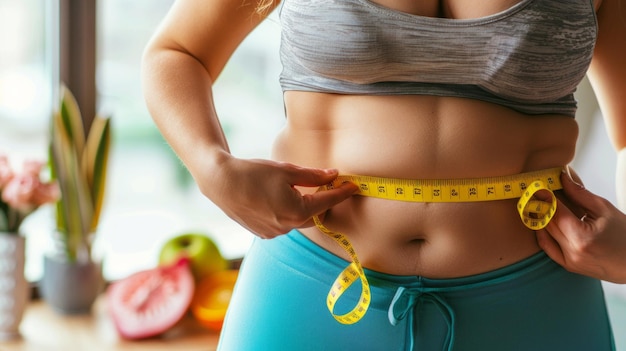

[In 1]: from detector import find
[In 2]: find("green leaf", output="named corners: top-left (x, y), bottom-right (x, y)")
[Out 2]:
top-left (48, 84), bottom-right (111, 262)
top-left (0, 208), bottom-right (8, 232)
top-left (82, 113), bottom-right (111, 231)
top-left (59, 85), bottom-right (85, 159)
top-left (50, 109), bottom-right (93, 261)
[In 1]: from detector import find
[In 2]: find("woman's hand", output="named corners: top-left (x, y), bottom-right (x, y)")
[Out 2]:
top-left (536, 167), bottom-right (626, 284)
top-left (197, 154), bottom-right (359, 239)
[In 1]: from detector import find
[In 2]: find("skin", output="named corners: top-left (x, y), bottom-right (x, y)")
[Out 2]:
top-left (536, 0), bottom-right (626, 284)
top-left (142, 0), bottom-right (626, 283)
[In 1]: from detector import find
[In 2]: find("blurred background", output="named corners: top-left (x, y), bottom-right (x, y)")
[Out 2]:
top-left (0, 0), bottom-right (624, 347)
top-left (0, 0), bottom-right (283, 281)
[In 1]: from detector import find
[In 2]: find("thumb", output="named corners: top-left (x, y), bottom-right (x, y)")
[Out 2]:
top-left (285, 165), bottom-right (340, 187)
top-left (560, 166), bottom-right (598, 217)
top-left (563, 165), bottom-right (585, 190)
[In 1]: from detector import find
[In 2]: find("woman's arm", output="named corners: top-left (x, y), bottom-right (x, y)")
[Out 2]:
top-left (588, 0), bottom-right (626, 209)
top-left (142, 0), bottom-right (271, 175)
top-left (141, 0), bottom-right (358, 238)
top-left (536, 0), bottom-right (626, 283)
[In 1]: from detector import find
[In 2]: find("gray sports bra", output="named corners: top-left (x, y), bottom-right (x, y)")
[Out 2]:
top-left (278, 0), bottom-right (598, 117)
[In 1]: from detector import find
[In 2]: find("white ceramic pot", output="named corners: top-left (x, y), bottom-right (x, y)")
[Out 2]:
top-left (0, 233), bottom-right (28, 340)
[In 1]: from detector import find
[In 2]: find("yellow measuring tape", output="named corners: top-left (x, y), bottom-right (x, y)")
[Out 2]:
top-left (313, 167), bottom-right (563, 324)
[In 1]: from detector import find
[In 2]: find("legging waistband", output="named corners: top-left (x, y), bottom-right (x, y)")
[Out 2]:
top-left (277, 229), bottom-right (556, 311)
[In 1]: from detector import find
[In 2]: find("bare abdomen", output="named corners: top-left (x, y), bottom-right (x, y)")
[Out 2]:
top-left (272, 91), bottom-right (578, 278)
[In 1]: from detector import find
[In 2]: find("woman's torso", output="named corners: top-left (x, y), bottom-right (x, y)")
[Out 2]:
top-left (270, 0), bottom-right (594, 278)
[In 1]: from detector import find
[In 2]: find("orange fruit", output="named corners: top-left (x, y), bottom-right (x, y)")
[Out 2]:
top-left (191, 269), bottom-right (239, 331)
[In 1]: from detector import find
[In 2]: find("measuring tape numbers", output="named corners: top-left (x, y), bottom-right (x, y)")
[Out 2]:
top-left (314, 167), bottom-right (563, 324)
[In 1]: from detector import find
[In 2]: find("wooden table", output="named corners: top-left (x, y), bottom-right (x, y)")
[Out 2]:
top-left (0, 297), bottom-right (219, 351)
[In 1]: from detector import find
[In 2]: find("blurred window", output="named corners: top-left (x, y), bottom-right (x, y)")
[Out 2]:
top-left (1, 0), bottom-right (283, 282)
top-left (0, 0), bottom-right (50, 161)
top-left (0, 0), bottom-right (52, 282)
top-left (95, 0), bottom-right (284, 280)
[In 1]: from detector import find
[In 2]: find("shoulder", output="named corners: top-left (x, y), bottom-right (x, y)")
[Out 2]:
top-left (587, 0), bottom-right (626, 150)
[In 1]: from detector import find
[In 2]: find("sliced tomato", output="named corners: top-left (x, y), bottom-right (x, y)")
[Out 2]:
top-left (191, 269), bottom-right (239, 332)
top-left (106, 258), bottom-right (195, 339)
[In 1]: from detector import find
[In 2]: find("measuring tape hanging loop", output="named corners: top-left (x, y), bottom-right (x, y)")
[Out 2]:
top-left (314, 167), bottom-right (563, 324)
top-left (313, 215), bottom-right (371, 324)
top-left (516, 180), bottom-right (558, 230)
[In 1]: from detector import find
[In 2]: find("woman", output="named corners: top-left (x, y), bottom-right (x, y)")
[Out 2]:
top-left (142, 0), bottom-right (623, 349)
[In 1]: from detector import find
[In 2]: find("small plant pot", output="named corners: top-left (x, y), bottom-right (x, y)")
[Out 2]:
top-left (40, 255), bottom-right (104, 315)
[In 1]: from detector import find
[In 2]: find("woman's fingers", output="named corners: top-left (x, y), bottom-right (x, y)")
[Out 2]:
top-left (301, 181), bottom-right (359, 216)
top-left (224, 161), bottom-right (359, 238)
top-left (287, 166), bottom-right (340, 186)
top-left (536, 228), bottom-right (566, 267)
top-left (537, 166), bottom-right (626, 283)
top-left (281, 163), bottom-right (359, 217)
top-left (537, 167), bottom-right (589, 253)
top-left (538, 195), bottom-right (586, 261)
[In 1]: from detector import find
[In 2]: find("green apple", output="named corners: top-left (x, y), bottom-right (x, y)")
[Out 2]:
top-left (159, 233), bottom-right (227, 280)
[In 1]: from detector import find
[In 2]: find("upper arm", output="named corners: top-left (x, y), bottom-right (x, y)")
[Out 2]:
top-left (587, 0), bottom-right (626, 150)
top-left (144, 0), bottom-right (280, 81)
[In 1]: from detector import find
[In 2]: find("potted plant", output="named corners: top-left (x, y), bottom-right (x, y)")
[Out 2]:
top-left (40, 84), bottom-right (112, 314)
top-left (0, 155), bottom-right (59, 339)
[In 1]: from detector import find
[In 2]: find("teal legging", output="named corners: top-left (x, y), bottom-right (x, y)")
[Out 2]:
top-left (218, 230), bottom-right (615, 351)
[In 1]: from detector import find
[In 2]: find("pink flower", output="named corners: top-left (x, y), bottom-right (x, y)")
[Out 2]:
top-left (21, 160), bottom-right (45, 177)
top-left (0, 155), bottom-right (59, 232)
top-left (2, 173), bottom-right (57, 212)
top-left (0, 156), bottom-right (14, 189)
